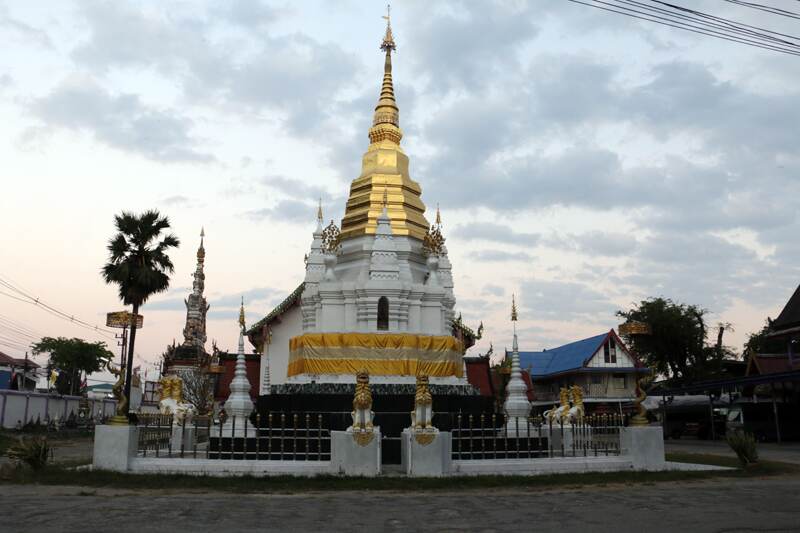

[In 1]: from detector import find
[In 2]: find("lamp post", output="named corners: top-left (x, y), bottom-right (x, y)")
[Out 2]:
top-left (105, 311), bottom-right (143, 421)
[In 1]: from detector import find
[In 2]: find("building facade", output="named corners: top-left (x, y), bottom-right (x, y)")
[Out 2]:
top-left (516, 330), bottom-right (649, 413)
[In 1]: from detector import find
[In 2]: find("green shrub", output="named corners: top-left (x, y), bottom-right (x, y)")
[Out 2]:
top-left (726, 431), bottom-right (758, 467)
top-left (5, 436), bottom-right (52, 471)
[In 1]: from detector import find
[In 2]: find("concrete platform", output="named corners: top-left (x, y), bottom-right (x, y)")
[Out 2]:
top-left (129, 457), bottom-right (332, 477)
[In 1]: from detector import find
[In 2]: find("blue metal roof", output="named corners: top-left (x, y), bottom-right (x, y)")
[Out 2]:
top-left (517, 332), bottom-right (610, 378)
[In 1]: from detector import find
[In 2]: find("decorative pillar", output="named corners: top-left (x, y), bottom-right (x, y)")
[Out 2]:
top-left (504, 295), bottom-right (531, 435)
top-left (223, 300), bottom-right (255, 436)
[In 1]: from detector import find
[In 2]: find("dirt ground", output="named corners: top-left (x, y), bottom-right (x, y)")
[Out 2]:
top-left (2, 476), bottom-right (800, 532)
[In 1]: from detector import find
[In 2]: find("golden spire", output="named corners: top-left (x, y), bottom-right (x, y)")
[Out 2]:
top-left (511, 294), bottom-right (518, 322)
top-left (370, 3), bottom-right (401, 145)
top-left (238, 297), bottom-right (246, 329)
top-left (339, 7), bottom-right (430, 242)
top-left (435, 204), bottom-right (441, 227)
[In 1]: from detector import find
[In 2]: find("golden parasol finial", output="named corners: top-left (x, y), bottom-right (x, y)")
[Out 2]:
top-left (238, 297), bottom-right (246, 329)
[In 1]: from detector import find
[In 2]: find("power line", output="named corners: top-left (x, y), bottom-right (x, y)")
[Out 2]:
top-left (0, 313), bottom-right (44, 338)
top-left (721, 0), bottom-right (800, 20)
top-left (647, 0), bottom-right (800, 42)
top-left (0, 275), bottom-right (116, 340)
top-left (564, 0), bottom-right (800, 57)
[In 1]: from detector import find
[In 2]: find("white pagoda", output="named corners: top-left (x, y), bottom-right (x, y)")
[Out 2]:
top-left (248, 18), bottom-right (472, 390)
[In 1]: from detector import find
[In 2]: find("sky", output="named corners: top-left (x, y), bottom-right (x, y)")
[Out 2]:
top-left (1, 0), bottom-right (798, 383)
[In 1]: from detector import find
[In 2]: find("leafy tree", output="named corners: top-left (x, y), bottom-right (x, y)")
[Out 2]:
top-left (102, 210), bottom-right (179, 418)
top-left (617, 297), bottom-right (728, 382)
top-left (743, 320), bottom-right (787, 358)
top-left (32, 337), bottom-right (113, 395)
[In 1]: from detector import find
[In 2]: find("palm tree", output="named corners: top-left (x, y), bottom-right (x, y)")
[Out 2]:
top-left (102, 210), bottom-right (179, 420)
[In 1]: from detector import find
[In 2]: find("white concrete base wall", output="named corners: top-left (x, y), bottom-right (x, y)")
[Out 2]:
top-left (331, 429), bottom-right (381, 477)
top-left (130, 458), bottom-right (332, 477)
top-left (0, 391), bottom-right (116, 429)
top-left (452, 456), bottom-right (635, 476)
top-left (401, 430), bottom-right (451, 477)
top-left (93, 425), bottom-right (138, 472)
top-left (620, 426), bottom-right (666, 470)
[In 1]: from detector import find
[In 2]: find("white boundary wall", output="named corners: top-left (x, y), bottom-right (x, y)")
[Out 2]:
top-left (0, 390), bottom-right (117, 429)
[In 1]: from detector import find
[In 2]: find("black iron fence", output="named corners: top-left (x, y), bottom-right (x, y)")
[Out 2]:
top-left (208, 412), bottom-right (330, 461)
top-left (137, 413), bottom-right (172, 457)
top-left (135, 410), bottom-right (625, 462)
top-left (450, 413), bottom-right (625, 460)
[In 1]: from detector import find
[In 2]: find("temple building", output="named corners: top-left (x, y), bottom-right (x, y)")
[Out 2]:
top-left (247, 19), bottom-right (479, 394)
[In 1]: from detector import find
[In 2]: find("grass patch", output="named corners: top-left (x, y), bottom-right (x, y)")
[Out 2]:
top-left (0, 432), bottom-right (15, 455)
top-left (666, 452), bottom-right (742, 468)
top-left (666, 451), bottom-right (799, 477)
top-left (0, 458), bottom-right (796, 493)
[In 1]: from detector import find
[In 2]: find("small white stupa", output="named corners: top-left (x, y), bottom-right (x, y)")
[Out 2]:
top-left (222, 299), bottom-right (255, 436)
top-left (504, 295), bottom-right (532, 436)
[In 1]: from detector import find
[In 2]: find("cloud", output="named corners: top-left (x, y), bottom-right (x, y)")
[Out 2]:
top-left (451, 222), bottom-right (540, 247)
top-left (548, 231), bottom-right (638, 257)
top-left (72, 2), bottom-right (361, 136)
top-left (405, 1), bottom-right (539, 95)
top-left (482, 284), bottom-right (506, 297)
top-left (468, 250), bottom-right (535, 263)
top-left (31, 76), bottom-right (212, 162)
top-left (246, 199), bottom-right (319, 224)
top-left (521, 279), bottom-right (618, 321)
top-left (0, 5), bottom-right (52, 48)
top-left (261, 176), bottom-right (338, 205)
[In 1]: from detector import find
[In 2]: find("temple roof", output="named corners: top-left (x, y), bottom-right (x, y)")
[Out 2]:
top-left (246, 282), bottom-right (305, 344)
top-left (515, 330), bottom-right (642, 378)
top-left (771, 284), bottom-right (800, 331)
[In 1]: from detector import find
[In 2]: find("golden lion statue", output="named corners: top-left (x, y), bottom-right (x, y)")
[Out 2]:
top-left (350, 370), bottom-right (374, 433)
top-left (411, 375), bottom-right (434, 431)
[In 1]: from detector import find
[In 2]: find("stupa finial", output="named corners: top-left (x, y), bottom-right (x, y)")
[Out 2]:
top-left (381, 4), bottom-right (395, 52)
top-left (435, 204), bottom-right (441, 227)
top-left (317, 198), bottom-right (323, 222)
top-left (511, 294), bottom-right (518, 322)
top-left (238, 297), bottom-right (246, 330)
top-left (369, 4), bottom-right (401, 146)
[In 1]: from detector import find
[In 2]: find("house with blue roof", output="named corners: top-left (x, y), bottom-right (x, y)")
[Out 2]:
top-left (511, 329), bottom-right (650, 414)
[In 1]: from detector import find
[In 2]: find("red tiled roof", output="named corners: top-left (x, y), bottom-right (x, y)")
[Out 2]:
top-left (749, 354), bottom-right (800, 376)
top-left (214, 353), bottom-right (261, 401)
top-left (465, 357), bottom-right (494, 397)
top-left (0, 351), bottom-right (40, 368)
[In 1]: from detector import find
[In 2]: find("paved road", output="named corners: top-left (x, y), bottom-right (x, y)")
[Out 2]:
top-left (666, 439), bottom-right (800, 464)
top-left (3, 477), bottom-right (800, 532)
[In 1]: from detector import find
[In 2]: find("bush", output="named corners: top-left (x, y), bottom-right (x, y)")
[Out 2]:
top-left (5, 436), bottom-right (52, 471)
top-left (727, 431), bottom-right (758, 467)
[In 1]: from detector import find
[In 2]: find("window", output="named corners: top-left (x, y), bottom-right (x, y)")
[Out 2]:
top-left (377, 296), bottom-right (389, 331)
top-left (603, 338), bottom-right (618, 364)
top-left (613, 373), bottom-right (626, 389)
top-left (591, 374), bottom-right (602, 385)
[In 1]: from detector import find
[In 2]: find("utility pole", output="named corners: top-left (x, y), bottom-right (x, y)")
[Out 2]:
top-left (23, 351), bottom-right (29, 392)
